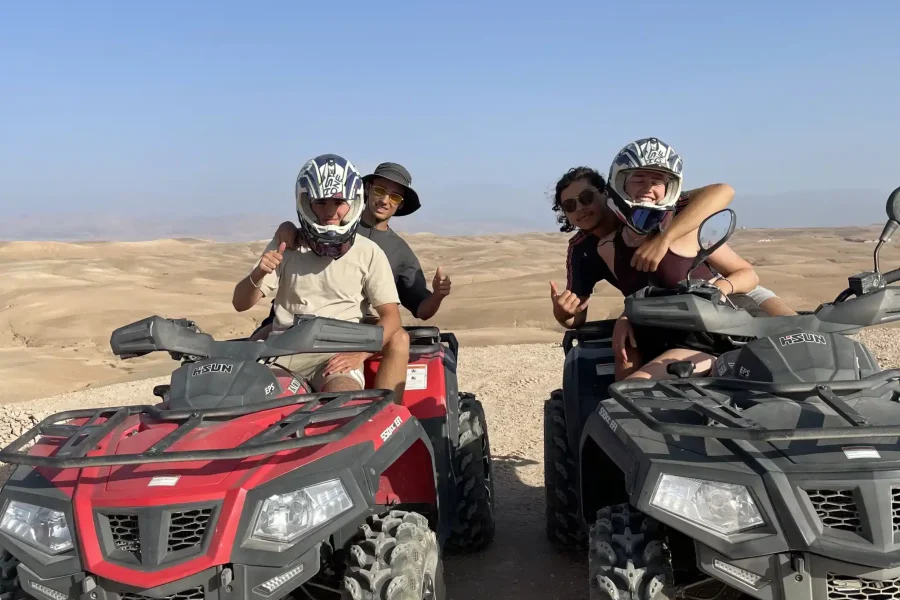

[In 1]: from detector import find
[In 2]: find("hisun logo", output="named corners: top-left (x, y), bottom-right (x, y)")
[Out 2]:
top-left (191, 363), bottom-right (234, 376)
top-left (778, 333), bottom-right (826, 347)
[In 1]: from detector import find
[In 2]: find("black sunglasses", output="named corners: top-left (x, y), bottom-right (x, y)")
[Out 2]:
top-left (560, 189), bottom-right (602, 213)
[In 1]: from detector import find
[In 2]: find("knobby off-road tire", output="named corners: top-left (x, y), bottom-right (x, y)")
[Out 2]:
top-left (343, 511), bottom-right (445, 600)
top-left (0, 551), bottom-right (25, 600)
top-left (589, 503), bottom-right (674, 600)
top-left (446, 392), bottom-right (496, 553)
top-left (544, 389), bottom-right (587, 551)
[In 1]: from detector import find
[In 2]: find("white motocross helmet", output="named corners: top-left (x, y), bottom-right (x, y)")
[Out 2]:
top-left (295, 154), bottom-right (365, 258)
top-left (607, 137), bottom-right (684, 235)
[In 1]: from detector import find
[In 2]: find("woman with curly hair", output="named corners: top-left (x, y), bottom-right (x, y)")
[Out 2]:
top-left (549, 141), bottom-right (797, 380)
top-left (549, 165), bottom-right (745, 329)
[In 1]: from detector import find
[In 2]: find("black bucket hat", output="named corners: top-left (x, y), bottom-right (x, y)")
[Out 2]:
top-left (362, 162), bottom-right (421, 216)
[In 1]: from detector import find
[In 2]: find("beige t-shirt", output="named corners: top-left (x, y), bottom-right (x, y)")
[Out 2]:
top-left (251, 235), bottom-right (400, 331)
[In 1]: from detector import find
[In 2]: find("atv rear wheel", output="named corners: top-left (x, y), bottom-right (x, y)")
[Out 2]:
top-left (544, 389), bottom-right (587, 551)
top-left (342, 510), bottom-right (445, 600)
top-left (589, 504), bottom-right (673, 600)
top-left (446, 392), bottom-right (496, 552)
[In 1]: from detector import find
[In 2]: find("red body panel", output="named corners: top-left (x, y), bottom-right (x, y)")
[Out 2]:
top-left (363, 349), bottom-right (448, 421)
top-left (42, 400), bottom-right (419, 588)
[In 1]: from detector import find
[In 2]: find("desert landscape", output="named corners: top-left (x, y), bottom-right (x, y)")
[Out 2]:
top-left (3, 225), bottom-right (900, 599)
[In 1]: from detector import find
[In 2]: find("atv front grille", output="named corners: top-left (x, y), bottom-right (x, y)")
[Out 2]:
top-left (96, 503), bottom-right (218, 568)
top-left (892, 488), bottom-right (900, 533)
top-left (828, 572), bottom-right (900, 599)
top-left (807, 489), bottom-right (862, 533)
top-left (167, 508), bottom-right (213, 553)
top-left (108, 513), bottom-right (140, 553)
top-left (120, 586), bottom-right (204, 600)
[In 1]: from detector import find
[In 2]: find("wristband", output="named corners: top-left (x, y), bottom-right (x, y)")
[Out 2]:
top-left (249, 272), bottom-right (263, 289)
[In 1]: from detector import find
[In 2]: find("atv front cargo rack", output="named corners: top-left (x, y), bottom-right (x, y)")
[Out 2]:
top-left (607, 369), bottom-right (900, 441)
top-left (0, 389), bottom-right (395, 468)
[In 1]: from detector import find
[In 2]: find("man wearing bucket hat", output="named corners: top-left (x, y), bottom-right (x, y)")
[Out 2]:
top-left (270, 161), bottom-right (452, 321)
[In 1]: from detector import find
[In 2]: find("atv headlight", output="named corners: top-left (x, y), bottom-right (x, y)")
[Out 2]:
top-left (650, 474), bottom-right (764, 535)
top-left (251, 479), bottom-right (352, 549)
top-left (0, 501), bottom-right (73, 554)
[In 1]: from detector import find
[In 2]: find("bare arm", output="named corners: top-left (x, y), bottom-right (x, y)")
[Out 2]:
top-left (232, 269), bottom-right (266, 312)
top-left (233, 242), bottom-right (286, 312)
top-left (705, 243), bottom-right (759, 295)
top-left (373, 302), bottom-right (402, 348)
top-left (630, 183), bottom-right (736, 273)
top-left (665, 184), bottom-right (735, 244)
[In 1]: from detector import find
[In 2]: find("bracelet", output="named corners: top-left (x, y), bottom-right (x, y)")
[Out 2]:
top-left (249, 273), bottom-right (263, 289)
top-left (717, 277), bottom-right (735, 295)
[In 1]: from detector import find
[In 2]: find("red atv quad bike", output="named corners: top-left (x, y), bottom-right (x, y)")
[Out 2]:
top-left (0, 315), bottom-right (493, 600)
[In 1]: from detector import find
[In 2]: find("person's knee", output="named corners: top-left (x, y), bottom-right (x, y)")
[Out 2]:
top-left (384, 328), bottom-right (410, 357)
top-left (321, 374), bottom-right (363, 393)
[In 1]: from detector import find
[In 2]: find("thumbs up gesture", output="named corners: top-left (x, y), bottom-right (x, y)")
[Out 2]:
top-left (259, 242), bottom-right (287, 275)
top-left (432, 266), bottom-right (452, 297)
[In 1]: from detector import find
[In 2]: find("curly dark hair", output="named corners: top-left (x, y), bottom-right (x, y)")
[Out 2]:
top-left (551, 166), bottom-right (607, 233)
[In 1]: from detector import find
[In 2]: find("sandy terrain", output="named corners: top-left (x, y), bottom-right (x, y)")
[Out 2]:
top-left (2, 225), bottom-right (900, 598)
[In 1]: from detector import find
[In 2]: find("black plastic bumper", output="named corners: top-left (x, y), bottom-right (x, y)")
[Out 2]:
top-left (17, 547), bottom-right (325, 600)
top-left (695, 544), bottom-right (900, 600)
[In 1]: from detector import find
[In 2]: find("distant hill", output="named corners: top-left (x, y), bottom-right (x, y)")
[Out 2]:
top-left (0, 187), bottom-right (892, 241)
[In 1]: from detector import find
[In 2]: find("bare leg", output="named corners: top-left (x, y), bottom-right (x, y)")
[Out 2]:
top-left (615, 344), bottom-right (643, 381)
top-left (759, 297), bottom-right (798, 316)
top-left (375, 328), bottom-right (410, 404)
top-left (321, 376), bottom-right (363, 393)
top-left (625, 348), bottom-right (716, 381)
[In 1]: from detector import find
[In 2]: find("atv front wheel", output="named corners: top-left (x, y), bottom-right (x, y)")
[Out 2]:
top-left (544, 389), bottom-right (587, 551)
top-left (589, 504), bottom-right (673, 600)
top-left (446, 392), bottom-right (496, 552)
top-left (343, 510), bottom-right (445, 600)
top-left (0, 551), bottom-right (25, 600)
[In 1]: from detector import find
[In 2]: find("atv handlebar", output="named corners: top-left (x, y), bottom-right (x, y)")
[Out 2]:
top-left (624, 284), bottom-right (900, 340)
top-left (110, 315), bottom-right (384, 361)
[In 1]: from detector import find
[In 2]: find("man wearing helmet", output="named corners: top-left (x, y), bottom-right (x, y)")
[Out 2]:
top-left (267, 162), bottom-right (451, 323)
top-left (232, 154), bottom-right (409, 398)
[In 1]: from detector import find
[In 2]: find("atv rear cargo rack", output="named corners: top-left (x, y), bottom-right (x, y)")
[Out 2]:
top-left (607, 369), bottom-right (900, 441)
top-left (0, 389), bottom-right (395, 468)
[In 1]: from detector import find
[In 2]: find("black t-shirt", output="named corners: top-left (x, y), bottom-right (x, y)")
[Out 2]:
top-left (566, 231), bottom-right (614, 297)
top-left (260, 222), bottom-right (431, 326)
top-left (355, 222), bottom-right (431, 316)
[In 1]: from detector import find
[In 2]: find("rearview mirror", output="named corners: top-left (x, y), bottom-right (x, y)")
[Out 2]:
top-left (687, 209), bottom-right (737, 281)
top-left (887, 186), bottom-right (900, 223)
top-left (698, 209), bottom-right (736, 252)
top-left (873, 186), bottom-right (900, 274)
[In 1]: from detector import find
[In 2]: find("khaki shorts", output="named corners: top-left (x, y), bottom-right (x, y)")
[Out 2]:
top-left (283, 352), bottom-right (365, 392)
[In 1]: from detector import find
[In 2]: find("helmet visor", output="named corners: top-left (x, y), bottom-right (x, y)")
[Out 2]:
top-left (630, 207), bottom-right (674, 234)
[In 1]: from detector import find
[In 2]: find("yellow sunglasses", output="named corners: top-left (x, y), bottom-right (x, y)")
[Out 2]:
top-left (370, 185), bottom-right (404, 206)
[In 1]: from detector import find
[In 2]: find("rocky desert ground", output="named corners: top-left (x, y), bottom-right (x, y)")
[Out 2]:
top-left (3, 225), bottom-right (900, 599)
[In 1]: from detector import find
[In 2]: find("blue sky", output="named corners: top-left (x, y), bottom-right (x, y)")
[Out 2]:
top-left (2, 0), bottom-right (899, 232)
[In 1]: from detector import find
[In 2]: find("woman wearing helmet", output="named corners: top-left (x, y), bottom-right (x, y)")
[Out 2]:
top-left (231, 153), bottom-right (410, 399)
top-left (600, 138), bottom-right (762, 380)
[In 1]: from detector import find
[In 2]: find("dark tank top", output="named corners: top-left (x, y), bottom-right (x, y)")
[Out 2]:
top-left (611, 228), bottom-right (715, 296)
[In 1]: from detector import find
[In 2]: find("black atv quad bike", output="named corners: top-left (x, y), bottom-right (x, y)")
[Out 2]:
top-left (546, 186), bottom-right (900, 599)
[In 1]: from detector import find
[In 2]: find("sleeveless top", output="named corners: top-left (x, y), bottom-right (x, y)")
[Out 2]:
top-left (610, 227), bottom-right (715, 296)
